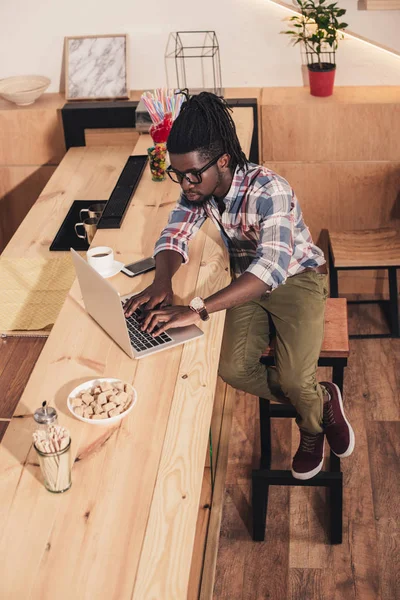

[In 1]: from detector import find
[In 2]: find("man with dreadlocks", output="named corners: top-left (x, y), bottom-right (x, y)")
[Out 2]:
top-left (124, 91), bottom-right (354, 480)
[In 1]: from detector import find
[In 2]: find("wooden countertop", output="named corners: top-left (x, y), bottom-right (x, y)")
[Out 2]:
top-left (0, 108), bottom-right (253, 599)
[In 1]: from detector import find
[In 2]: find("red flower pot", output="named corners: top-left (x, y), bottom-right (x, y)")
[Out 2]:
top-left (308, 63), bottom-right (336, 97)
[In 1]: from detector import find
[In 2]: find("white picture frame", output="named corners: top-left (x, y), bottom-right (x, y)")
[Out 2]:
top-left (65, 34), bottom-right (130, 101)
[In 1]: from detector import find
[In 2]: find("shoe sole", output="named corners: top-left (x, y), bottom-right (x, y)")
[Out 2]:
top-left (328, 382), bottom-right (355, 458)
top-left (291, 438), bottom-right (325, 481)
top-left (291, 457), bottom-right (324, 480)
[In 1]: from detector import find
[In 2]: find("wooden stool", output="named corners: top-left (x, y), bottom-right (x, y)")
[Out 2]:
top-left (252, 298), bottom-right (349, 545)
top-left (328, 228), bottom-right (400, 339)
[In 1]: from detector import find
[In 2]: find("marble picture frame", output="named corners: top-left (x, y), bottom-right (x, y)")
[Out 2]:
top-left (65, 34), bottom-right (130, 101)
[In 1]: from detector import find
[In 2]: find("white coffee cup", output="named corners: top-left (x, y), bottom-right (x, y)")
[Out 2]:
top-left (87, 246), bottom-right (114, 274)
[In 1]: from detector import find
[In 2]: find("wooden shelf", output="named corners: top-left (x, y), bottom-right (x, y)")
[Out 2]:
top-left (358, 0), bottom-right (400, 9)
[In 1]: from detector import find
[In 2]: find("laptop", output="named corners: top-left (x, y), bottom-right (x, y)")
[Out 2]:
top-left (70, 249), bottom-right (203, 359)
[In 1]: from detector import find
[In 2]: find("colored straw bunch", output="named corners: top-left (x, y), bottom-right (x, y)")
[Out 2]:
top-left (33, 425), bottom-right (71, 493)
top-left (141, 88), bottom-right (184, 124)
top-left (141, 89), bottom-right (184, 144)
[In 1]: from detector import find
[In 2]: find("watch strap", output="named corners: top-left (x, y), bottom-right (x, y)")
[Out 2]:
top-left (197, 306), bottom-right (210, 321)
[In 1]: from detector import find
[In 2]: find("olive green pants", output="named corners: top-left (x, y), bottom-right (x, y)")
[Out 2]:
top-left (218, 271), bottom-right (329, 434)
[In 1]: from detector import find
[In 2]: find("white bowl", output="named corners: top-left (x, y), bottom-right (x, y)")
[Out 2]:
top-left (67, 378), bottom-right (137, 425)
top-left (0, 75), bottom-right (51, 106)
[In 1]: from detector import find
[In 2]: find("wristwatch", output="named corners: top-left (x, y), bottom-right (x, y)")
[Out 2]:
top-left (189, 296), bottom-right (210, 321)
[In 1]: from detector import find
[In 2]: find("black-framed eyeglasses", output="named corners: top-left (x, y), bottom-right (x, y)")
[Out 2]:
top-left (166, 154), bottom-right (224, 185)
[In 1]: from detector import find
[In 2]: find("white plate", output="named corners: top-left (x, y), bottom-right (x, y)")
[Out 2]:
top-left (98, 260), bottom-right (124, 279)
top-left (67, 378), bottom-right (137, 425)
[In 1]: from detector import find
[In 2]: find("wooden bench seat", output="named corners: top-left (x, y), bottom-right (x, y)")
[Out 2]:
top-left (329, 228), bottom-right (400, 268)
top-left (328, 228), bottom-right (400, 339)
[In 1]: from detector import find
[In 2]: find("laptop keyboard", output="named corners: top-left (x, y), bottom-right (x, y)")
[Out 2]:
top-left (125, 308), bottom-right (172, 353)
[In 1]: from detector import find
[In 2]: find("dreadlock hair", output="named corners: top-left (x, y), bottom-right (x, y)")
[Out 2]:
top-left (167, 91), bottom-right (248, 171)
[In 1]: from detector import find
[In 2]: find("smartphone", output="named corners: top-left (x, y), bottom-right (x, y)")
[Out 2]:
top-left (121, 257), bottom-right (156, 278)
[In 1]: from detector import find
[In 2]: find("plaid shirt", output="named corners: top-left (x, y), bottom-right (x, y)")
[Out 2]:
top-left (154, 163), bottom-right (326, 290)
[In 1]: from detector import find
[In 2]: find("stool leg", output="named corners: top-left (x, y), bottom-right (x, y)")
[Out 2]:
top-left (259, 397), bottom-right (271, 469)
top-left (252, 472), bottom-right (269, 542)
top-left (332, 361), bottom-right (345, 474)
top-left (329, 249), bottom-right (339, 298)
top-left (330, 450), bottom-right (341, 473)
top-left (332, 362), bottom-right (345, 395)
top-left (330, 476), bottom-right (343, 544)
top-left (388, 267), bottom-right (399, 338)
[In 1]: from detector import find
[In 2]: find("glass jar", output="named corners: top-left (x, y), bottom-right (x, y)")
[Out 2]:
top-left (148, 143), bottom-right (167, 182)
top-left (34, 438), bottom-right (72, 493)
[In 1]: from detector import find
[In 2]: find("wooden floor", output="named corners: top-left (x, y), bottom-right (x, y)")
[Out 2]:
top-left (0, 336), bottom-right (46, 428)
top-left (0, 301), bottom-right (399, 600)
top-left (213, 302), bottom-right (400, 600)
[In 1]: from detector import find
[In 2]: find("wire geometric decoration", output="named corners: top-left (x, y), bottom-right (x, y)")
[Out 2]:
top-left (165, 31), bottom-right (223, 96)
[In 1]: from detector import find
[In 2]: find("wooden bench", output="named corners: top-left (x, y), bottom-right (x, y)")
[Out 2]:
top-left (252, 298), bottom-right (349, 545)
top-left (328, 228), bottom-right (400, 339)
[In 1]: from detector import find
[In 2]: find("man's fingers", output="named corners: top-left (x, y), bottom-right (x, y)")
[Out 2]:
top-left (144, 298), bottom-right (163, 311)
top-left (141, 309), bottom-right (163, 331)
top-left (124, 294), bottom-right (148, 316)
top-left (159, 294), bottom-right (173, 308)
top-left (153, 322), bottom-right (168, 336)
top-left (147, 312), bottom-right (171, 334)
top-left (153, 326), bottom-right (165, 336)
top-left (145, 314), bottom-right (161, 334)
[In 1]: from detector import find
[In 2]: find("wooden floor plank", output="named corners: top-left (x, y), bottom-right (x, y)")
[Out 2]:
top-left (367, 421), bottom-right (400, 600)
top-left (346, 296), bottom-right (391, 337)
top-left (359, 339), bottom-right (400, 421)
top-left (200, 384), bottom-right (234, 600)
top-left (289, 368), bottom-right (333, 569)
top-left (332, 340), bottom-right (381, 600)
top-left (188, 467), bottom-right (212, 600)
top-left (0, 337), bottom-right (19, 380)
top-left (0, 421), bottom-right (9, 443)
top-left (289, 568), bottom-right (335, 600)
top-left (213, 392), bottom-right (290, 600)
top-left (0, 337), bottom-right (46, 418)
top-left (241, 485), bottom-right (290, 600)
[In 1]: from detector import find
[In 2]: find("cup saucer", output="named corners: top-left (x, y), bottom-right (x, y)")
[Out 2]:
top-left (98, 260), bottom-right (124, 279)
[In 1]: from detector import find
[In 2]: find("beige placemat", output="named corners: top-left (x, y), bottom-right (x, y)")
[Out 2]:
top-left (0, 256), bottom-right (75, 334)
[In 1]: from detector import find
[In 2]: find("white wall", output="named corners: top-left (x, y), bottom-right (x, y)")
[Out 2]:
top-left (328, 0), bottom-right (400, 52)
top-left (0, 0), bottom-right (400, 91)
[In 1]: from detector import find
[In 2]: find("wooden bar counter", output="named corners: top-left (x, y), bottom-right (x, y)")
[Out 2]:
top-left (0, 108), bottom-right (253, 599)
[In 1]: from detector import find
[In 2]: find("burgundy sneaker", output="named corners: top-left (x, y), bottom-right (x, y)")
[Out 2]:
top-left (321, 381), bottom-right (355, 458)
top-left (292, 429), bottom-right (325, 480)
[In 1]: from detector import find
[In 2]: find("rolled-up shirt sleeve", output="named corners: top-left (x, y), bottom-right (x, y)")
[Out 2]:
top-left (153, 194), bottom-right (207, 264)
top-left (245, 184), bottom-right (294, 290)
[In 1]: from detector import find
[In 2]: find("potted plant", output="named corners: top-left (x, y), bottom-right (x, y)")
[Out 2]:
top-left (283, 0), bottom-right (348, 97)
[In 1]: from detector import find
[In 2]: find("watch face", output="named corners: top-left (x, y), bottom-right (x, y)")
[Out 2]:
top-left (191, 297), bottom-right (204, 311)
